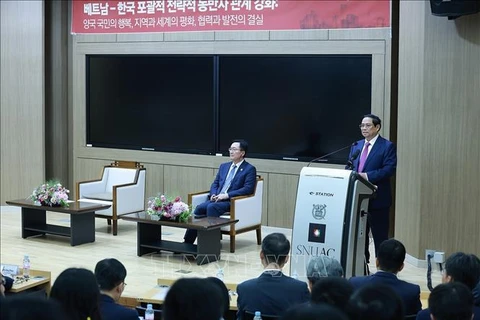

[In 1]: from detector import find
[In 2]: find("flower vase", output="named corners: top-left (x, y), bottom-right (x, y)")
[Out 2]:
top-left (160, 215), bottom-right (180, 222)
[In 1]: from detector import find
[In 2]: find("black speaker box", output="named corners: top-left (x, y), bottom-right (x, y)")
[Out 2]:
top-left (430, 0), bottom-right (480, 19)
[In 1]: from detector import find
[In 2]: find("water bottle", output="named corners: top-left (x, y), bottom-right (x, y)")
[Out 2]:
top-left (253, 311), bottom-right (262, 320)
top-left (23, 255), bottom-right (31, 278)
top-left (144, 304), bottom-right (154, 320)
top-left (216, 268), bottom-right (224, 282)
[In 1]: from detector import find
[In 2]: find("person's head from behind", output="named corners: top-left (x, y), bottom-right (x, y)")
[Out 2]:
top-left (205, 277), bottom-right (230, 318)
top-left (376, 239), bottom-right (406, 274)
top-left (229, 139), bottom-right (248, 162)
top-left (95, 258), bottom-right (128, 301)
top-left (281, 303), bottom-right (349, 320)
top-left (163, 278), bottom-right (223, 320)
top-left (347, 283), bottom-right (405, 320)
top-left (0, 295), bottom-right (65, 320)
top-left (306, 255), bottom-right (344, 289)
top-left (443, 252), bottom-right (480, 290)
top-left (429, 282), bottom-right (474, 320)
top-left (50, 268), bottom-right (101, 320)
top-left (260, 233), bottom-right (290, 269)
top-left (311, 277), bottom-right (353, 310)
top-left (0, 274), bottom-right (5, 297)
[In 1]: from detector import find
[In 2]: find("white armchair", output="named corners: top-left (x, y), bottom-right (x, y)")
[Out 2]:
top-left (76, 161), bottom-right (146, 235)
top-left (188, 176), bottom-right (264, 253)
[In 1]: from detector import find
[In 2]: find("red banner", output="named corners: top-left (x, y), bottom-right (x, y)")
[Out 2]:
top-left (71, 0), bottom-right (390, 34)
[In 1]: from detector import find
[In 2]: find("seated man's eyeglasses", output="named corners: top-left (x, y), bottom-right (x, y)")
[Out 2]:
top-left (228, 148), bottom-right (241, 152)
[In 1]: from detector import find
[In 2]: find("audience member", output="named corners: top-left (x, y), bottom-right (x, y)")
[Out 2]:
top-left (348, 283), bottom-right (405, 320)
top-left (416, 252), bottom-right (480, 320)
top-left (185, 139), bottom-right (257, 244)
top-left (311, 277), bottom-right (354, 310)
top-left (1, 274), bottom-right (13, 296)
top-left (474, 281), bottom-right (480, 305)
top-left (50, 267), bottom-right (102, 320)
top-left (236, 233), bottom-right (310, 319)
top-left (281, 303), bottom-right (349, 320)
top-left (95, 258), bottom-right (139, 320)
top-left (349, 239), bottom-right (421, 315)
top-left (205, 277), bottom-right (230, 319)
top-left (163, 277), bottom-right (224, 320)
top-left (428, 282), bottom-right (474, 320)
top-left (306, 255), bottom-right (344, 290)
top-left (0, 295), bottom-right (65, 320)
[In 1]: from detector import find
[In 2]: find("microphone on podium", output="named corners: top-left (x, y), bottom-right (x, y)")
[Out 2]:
top-left (346, 149), bottom-right (361, 170)
top-left (307, 142), bottom-right (358, 167)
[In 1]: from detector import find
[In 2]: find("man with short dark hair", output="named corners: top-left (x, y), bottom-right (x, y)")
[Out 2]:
top-left (428, 282), bottom-right (474, 320)
top-left (184, 139), bottom-right (257, 244)
top-left (236, 233), bottom-right (310, 319)
top-left (94, 258), bottom-right (139, 320)
top-left (347, 114), bottom-right (397, 263)
top-left (416, 252), bottom-right (480, 320)
top-left (349, 239), bottom-right (421, 316)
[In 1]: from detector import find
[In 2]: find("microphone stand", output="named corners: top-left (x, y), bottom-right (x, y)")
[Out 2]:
top-left (307, 142), bottom-right (357, 167)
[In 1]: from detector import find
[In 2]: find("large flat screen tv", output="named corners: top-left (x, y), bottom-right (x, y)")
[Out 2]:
top-left (87, 55), bottom-right (215, 154)
top-left (86, 54), bottom-right (372, 164)
top-left (218, 55), bottom-right (372, 163)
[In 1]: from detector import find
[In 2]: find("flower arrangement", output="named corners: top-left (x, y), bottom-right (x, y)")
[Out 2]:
top-left (147, 194), bottom-right (192, 222)
top-left (30, 180), bottom-right (70, 207)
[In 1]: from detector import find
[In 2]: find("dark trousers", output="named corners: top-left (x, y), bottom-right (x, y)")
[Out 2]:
top-left (183, 200), bottom-right (230, 244)
top-left (364, 207), bottom-right (390, 263)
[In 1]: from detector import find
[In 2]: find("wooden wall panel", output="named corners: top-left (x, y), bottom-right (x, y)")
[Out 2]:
top-left (143, 163), bottom-right (165, 204)
top-left (163, 165), bottom-right (215, 201)
top-left (397, 1), bottom-right (480, 259)
top-left (0, 1), bottom-right (45, 204)
top-left (267, 174), bottom-right (299, 228)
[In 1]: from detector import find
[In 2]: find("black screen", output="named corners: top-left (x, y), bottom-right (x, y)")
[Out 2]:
top-left (87, 55), bottom-right (215, 154)
top-left (218, 55), bottom-right (372, 162)
top-left (86, 54), bottom-right (372, 164)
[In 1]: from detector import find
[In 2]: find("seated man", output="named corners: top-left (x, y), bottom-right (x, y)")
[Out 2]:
top-left (94, 258), bottom-right (139, 320)
top-left (348, 283), bottom-right (405, 320)
top-left (184, 139), bottom-right (256, 244)
top-left (349, 239), bottom-right (422, 316)
top-left (428, 282), bottom-right (474, 320)
top-left (416, 252), bottom-right (480, 320)
top-left (306, 255), bottom-right (344, 290)
top-left (236, 233), bottom-right (310, 319)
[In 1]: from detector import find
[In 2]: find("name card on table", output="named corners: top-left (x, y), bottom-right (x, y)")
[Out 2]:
top-left (1, 264), bottom-right (19, 277)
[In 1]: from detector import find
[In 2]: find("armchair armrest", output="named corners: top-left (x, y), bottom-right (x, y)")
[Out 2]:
top-left (230, 195), bottom-right (262, 229)
top-left (77, 180), bottom-right (106, 200)
top-left (188, 191), bottom-right (209, 209)
top-left (114, 182), bottom-right (145, 215)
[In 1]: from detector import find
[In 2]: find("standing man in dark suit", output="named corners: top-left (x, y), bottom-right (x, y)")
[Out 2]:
top-left (184, 139), bottom-right (257, 244)
top-left (95, 258), bottom-right (139, 320)
top-left (348, 114), bottom-right (397, 262)
top-left (349, 239), bottom-right (422, 316)
top-left (236, 233), bottom-right (310, 319)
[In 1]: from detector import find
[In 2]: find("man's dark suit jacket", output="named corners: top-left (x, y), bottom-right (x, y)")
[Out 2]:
top-left (416, 306), bottom-right (480, 320)
top-left (348, 136), bottom-right (397, 210)
top-left (99, 294), bottom-right (139, 320)
top-left (210, 160), bottom-right (256, 198)
top-left (349, 271), bottom-right (422, 316)
top-left (236, 271), bottom-right (310, 319)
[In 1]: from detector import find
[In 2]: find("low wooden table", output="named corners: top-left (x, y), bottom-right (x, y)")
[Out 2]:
top-left (6, 199), bottom-right (111, 246)
top-left (121, 212), bottom-right (238, 265)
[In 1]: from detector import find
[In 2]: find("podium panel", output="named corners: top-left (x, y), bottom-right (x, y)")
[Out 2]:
top-left (290, 167), bottom-right (375, 280)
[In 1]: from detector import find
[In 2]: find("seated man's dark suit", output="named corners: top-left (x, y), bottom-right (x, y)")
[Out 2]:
top-left (99, 294), bottom-right (139, 320)
top-left (236, 270), bottom-right (310, 319)
top-left (184, 160), bottom-right (256, 243)
top-left (349, 271), bottom-right (421, 316)
top-left (416, 306), bottom-right (480, 320)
